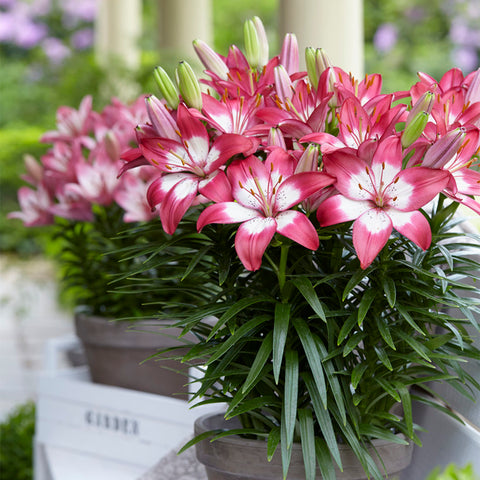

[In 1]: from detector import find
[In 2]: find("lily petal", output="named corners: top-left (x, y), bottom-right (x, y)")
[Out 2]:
top-left (388, 208), bottom-right (432, 250)
top-left (353, 209), bottom-right (393, 269)
top-left (276, 210), bottom-right (319, 250)
top-left (317, 195), bottom-right (371, 226)
top-left (197, 202), bottom-right (259, 230)
top-left (235, 217), bottom-right (277, 271)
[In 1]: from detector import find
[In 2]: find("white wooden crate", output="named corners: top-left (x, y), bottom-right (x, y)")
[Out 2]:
top-left (34, 366), bottom-right (219, 480)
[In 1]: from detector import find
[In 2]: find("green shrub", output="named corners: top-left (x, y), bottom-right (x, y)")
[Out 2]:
top-left (427, 464), bottom-right (480, 480)
top-left (0, 402), bottom-right (35, 480)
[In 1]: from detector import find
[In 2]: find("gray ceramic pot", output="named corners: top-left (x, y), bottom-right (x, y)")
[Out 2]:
top-left (74, 313), bottom-right (192, 398)
top-left (194, 413), bottom-right (413, 480)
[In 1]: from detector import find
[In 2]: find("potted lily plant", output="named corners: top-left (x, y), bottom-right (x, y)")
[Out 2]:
top-left (125, 17), bottom-right (480, 480)
top-left (9, 94), bottom-right (197, 397)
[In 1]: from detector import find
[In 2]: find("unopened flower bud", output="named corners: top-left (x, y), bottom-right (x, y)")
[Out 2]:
top-left (23, 154), bottom-right (43, 185)
top-left (466, 68), bottom-right (480, 106)
top-left (401, 111), bottom-right (429, 148)
top-left (295, 144), bottom-right (320, 173)
top-left (268, 128), bottom-right (286, 149)
top-left (423, 128), bottom-right (466, 168)
top-left (405, 91), bottom-right (435, 128)
top-left (306, 47), bottom-right (332, 89)
top-left (176, 61), bottom-right (203, 110)
top-left (153, 66), bottom-right (179, 110)
top-left (244, 17), bottom-right (269, 69)
top-left (280, 33), bottom-right (299, 75)
top-left (146, 95), bottom-right (179, 139)
top-left (193, 39), bottom-right (229, 80)
top-left (274, 65), bottom-right (293, 102)
top-left (104, 131), bottom-right (120, 162)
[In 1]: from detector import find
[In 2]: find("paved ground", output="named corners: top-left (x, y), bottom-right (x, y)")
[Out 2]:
top-left (0, 255), bottom-right (74, 422)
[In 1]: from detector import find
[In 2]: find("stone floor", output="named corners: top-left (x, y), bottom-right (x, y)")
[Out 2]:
top-left (0, 255), bottom-right (74, 422)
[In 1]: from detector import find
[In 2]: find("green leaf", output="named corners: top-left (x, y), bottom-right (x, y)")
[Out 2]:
top-left (383, 276), bottom-right (396, 308)
top-left (357, 288), bottom-right (377, 325)
top-left (283, 349), bottom-right (299, 448)
top-left (181, 244), bottom-right (211, 280)
top-left (206, 296), bottom-right (273, 341)
top-left (397, 330), bottom-right (431, 362)
top-left (291, 277), bottom-right (326, 321)
top-left (374, 346), bottom-right (393, 371)
top-left (281, 408), bottom-right (293, 479)
top-left (397, 304), bottom-right (425, 334)
top-left (273, 303), bottom-right (290, 384)
top-left (303, 372), bottom-right (342, 469)
top-left (375, 316), bottom-right (396, 350)
top-left (374, 378), bottom-right (401, 402)
top-left (292, 317), bottom-right (327, 407)
top-left (395, 383), bottom-right (413, 438)
top-left (343, 331), bottom-right (367, 357)
top-left (298, 409), bottom-right (316, 480)
top-left (206, 315), bottom-right (270, 365)
top-left (359, 424), bottom-right (409, 444)
top-left (337, 312), bottom-right (358, 345)
top-left (177, 429), bottom-right (223, 454)
top-left (342, 268), bottom-right (372, 301)
top-left (351, 363), bottom-right (369, 390)
top-left (211, 428), bottom-right (267, 441)
top-left (242, 331), bottom-right (273, 393)
top-left (267, 426), bottom-right (281, 461)
top-left (315, 438), bottom-right (336, 480)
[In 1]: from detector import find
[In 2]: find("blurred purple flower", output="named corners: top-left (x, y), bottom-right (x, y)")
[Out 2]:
top-left (42, 37), bottom-right (71, 64)
top-left (31, 0), bottom-right (51, 17)
top-left (61, 0), bottom-right (96, 28)
top-left (71, 27), bottom-right (93, 50)
top-left (450, 19), bottom-right (471, 44)
top-left (15, 20), bottom-right (48, 48)
top-left (452, 46), bottom-right (479, 72)
top-left (0, 12), bottom-right (15, 41)
top-left (373, 23), bottom-right (398, 54)
top-left (0, 0), bottom-right (15, 8)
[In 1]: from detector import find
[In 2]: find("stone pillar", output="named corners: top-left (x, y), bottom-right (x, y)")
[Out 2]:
top-left (279, 0), bottom-right (364, 78)
top-left (94, 0), bottom-right (142, 100)
top-left (157, 0), bottom-right (212, 62)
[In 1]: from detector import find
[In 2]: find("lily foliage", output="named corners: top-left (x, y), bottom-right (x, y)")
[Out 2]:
top-left (129, 17), bottom-right (480, 479)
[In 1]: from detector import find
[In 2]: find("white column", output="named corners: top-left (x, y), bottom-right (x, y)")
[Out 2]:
top-left (158, 0), bottom-right (212, 61)
top-left (279, 0), bottom-right (364, 78)
top-left (95, 0), bottom-right (142, 71)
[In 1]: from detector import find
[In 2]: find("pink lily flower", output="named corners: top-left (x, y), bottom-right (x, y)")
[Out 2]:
top-left (141, 104), bottom-right (254, 234)
top-left (197, 150), bottom-right (334, 271)
top-left (318, 136), bottom-right (450, 269)
top-left (8, 185), bottom-right (54, 226)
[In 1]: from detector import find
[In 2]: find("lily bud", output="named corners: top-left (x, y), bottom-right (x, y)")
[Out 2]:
top-left (306, 47), bottom-right (332, 89)
top-left (402, 91), bottom-right (435, 148)
top-left (153, 66), bottom-right (179, 110)
top-left (268, 128), bottom-right (286, 149)
top-left (23, 154), bottom-right (43, 185)
top-left (295, 144), bottom-right (319, 173)
top-left (423, 128), bottom-right (466, 168)
top-left (274, 65), bottom-right (293, 102)
top-left (104, 131), bottom-right (120, 162)
top-left (193, 39), bottom-right (229, 80)
top-left (280, 33), bottom-right (299, 75)
top-left (146, 95), bottom-right (179, 139)
top-left (176, 61), bottom-right (203, 110)
top-left (466, 68), bottom-right (480, 106)
top-left (244, 17), bottom-right (269, 69)
top-left (401, 111), bottom-right (429, 148)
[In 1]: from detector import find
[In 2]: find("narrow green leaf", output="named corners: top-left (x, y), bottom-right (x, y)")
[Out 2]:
top-left (374, 346), bottom-right (393, 371)
top-left (181, 244), bottom-right (210, 280)
top-left (357, 288), bottom-right (377, 325)
top-left (383, 276), bottom-right (396, 308)
top-left (343, 331), bottom-right (367, 357)
top-left (342, 267), bottom-right (372, 301)
top-left (206, 296), bottom-right (273, 341)
top-left (177, 429), bottom-right (222, 454)
top-left (211, 428), bottom-right (266, 441)
top-left (267, 426), bottom-right (281, 461)
top-left (374, 377), bottom-right (401, 402)
top-left (397, 304), bottom-right (425, 334)
top-left (298, 409), bottom-right (316, 480)
top-left (281, 408), bottom-right (292, 479)
top-left (303, 373), bottom-right (342, 469)
top-left (351, 363), bottom-right (369, 390)
top-left (206, 315), bottom-right (269, 365)
top-left (293, 317), bottom-right (327, 407)
top-left (337, 312), bottom-right (358, 345)
top-left (397, 330), bottom-right (431, 362)
top-left (396, 383), bottom-right (413, 438)
top-left (242, 331), bottom-right (273, 393)
top-left (315, 438), bottom-right (336, 480)
top-left (359, 424), bottom-right (409, 444)
top-left (273, 303), bottom-right (290, 384)
top-left (291, 277), bottom-right (326, 321)
top-left (375, 316), bottom-right (396, 350)
top-left (284, 349), bottom-right (299, 448)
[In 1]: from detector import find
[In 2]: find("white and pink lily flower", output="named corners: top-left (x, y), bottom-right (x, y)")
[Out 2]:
top-left (141, 104), bottom-right (254, 234)
top-left (8, 185), bottom-right (53, 227)
top-left (318, 136), bottom-right (450, 269)
top-left (197, 149), bottom-right (334, 271)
